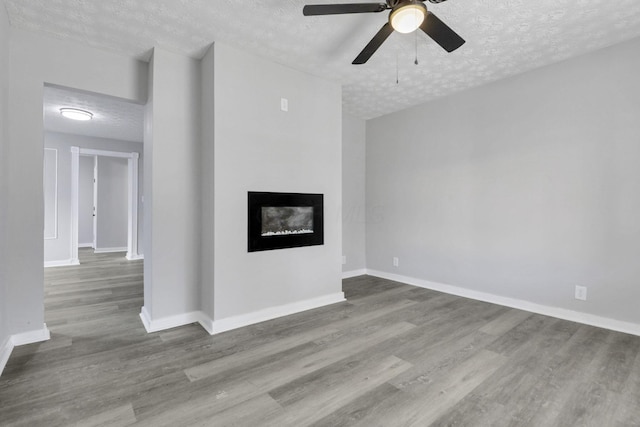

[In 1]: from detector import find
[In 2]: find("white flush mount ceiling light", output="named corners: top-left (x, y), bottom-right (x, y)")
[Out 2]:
top-left (390, 1), bottom-right (426, 34)
top-left (60, 108), bottom-right (93, 121)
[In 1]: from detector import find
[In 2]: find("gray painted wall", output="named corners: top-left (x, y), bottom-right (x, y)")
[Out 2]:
top-left (3, 14), bottom-right (342, 354)
top-left (210, 43), bottom-right (343, 321)
top-left (43, 132), bottom-right (143, 263)
top-left (6, 28), bottom-right (147, 336)
top-left (96, 157), bottom-right (128, 250)
top-left (342, 113), bottom-right (366, 273)
top-left (43, 148), bottom-right (58, 240)
top-left (78, 156), bottom-right (94, 246)
top-left (0, 1), bottom-right (11, 352)
top-left (142, 48), bottom-right (201, 321)
top-left (366, 37), bottom-right (640, 326)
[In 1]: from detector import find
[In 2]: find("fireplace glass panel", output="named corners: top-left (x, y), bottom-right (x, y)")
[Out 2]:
top-left (261, 207), bottom-right (314, 236)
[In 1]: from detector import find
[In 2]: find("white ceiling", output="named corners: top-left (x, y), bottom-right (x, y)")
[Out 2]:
top-left (8, 0), bottom-right (640, 120)
top-left (43, 86), bottom-right (144, 143)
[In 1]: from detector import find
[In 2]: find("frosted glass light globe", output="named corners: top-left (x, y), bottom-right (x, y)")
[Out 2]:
top-left (390, 4), bottom-right (426, 34)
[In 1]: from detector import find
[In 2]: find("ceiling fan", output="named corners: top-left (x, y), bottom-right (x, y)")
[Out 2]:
top-left (303, 0), bottom-right (465, 64)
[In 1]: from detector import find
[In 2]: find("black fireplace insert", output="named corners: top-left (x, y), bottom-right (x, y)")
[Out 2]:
top-left (248, 192), bottom-right (324, 252)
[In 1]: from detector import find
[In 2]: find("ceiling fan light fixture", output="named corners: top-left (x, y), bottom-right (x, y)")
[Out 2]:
top-left (302, 0), bottom-right (465, 64)
top-left (390, 3), bottom-right (426, 34)
top-left (60, 108), bottom-right (93, 121)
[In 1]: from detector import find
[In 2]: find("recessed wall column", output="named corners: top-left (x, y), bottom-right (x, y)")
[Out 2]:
top-left (139, 48), bottom-right (202, 333)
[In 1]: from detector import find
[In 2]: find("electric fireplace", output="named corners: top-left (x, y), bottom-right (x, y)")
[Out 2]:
top-left (248, 192), bottom-right (324, 252)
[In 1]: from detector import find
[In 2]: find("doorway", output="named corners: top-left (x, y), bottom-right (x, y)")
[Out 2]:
top-left (70, 147), bottom-right (141, 263)
top-left (77, 155), bottom-right (96, 249)
top-left (42, 84), bottom-right (145, 267)
top-left (78, 154), bottom-right (134, 256)
top-left (41, 84), bottom-right (146, 339)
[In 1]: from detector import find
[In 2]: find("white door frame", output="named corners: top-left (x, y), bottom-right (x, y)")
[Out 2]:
top-left (92, 155), bottom-right (98, 249)
top-left (70, 146), bottom-right (141, 263)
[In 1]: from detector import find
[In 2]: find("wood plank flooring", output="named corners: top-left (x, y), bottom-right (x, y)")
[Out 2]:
top-left (1, 249), bottom-right (640, 426)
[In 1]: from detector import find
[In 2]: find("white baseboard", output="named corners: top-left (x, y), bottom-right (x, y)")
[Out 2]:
top-left (44, 259), bottom-right (80, 268)
top-left (1, 325), bottom-right (51, 377)
top-left (342, 269), bottom-right (367, 279)
top-left (94, 247), bottom-right (127, 254)
top-left (139, 306), bottom-right (152, 331)
top-left (196, 312), bottom-right (215, 335)
top-left (366, 269), bottom-right (640, 337)
top-left (0, 337), bottom-right (14, 378)
top-left (139, 307), bottom-right (207, 333)
top-left (78, 243), bottom-right (93, 248)
top-left (140, 293), bottom-right (346, 335)
top-left (11, 324), bottom-right (51, 346)
top-left (207, 292), bottom-right (347, 335)
top-left (126, 253), bottom-right (144, 261)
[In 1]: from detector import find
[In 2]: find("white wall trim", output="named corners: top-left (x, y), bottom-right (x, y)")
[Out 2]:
top-left (195, 312), bottom-right (215, 335)
top-left (70, 147), bottom-right (80, 265)
top-left (78, 243), bottom-right (93, 248)
top-left (43, 148), bottom-right (58, 240)
top-left (71, 147), bottom-right (141, 265)
top-left (11, 324), bottom-right (51, 346)
top-left (139, 306), bottom-right (152, 332)
top-left (139, 293), bottom-right (346, 335)
top-left (80, 148), bottom-right (134, 159)
top-left (208, 292), bottom-right (347, 335)
top-left (126, 152), bottom-right (140, 260)
top-left (126, 254), bottom-right (144, 261)
top-left (366, 269), bottom-right (640, 337)
top-left (139, 307), bottom-right (207, 333)
top-left (92, 155), bottom-right (98, 249)
top-left (0, 337), bottom-right (14, 378)
top-left (342, 269), bottom-right (367, 279)
top-left (44, 259), bottom-right (80, 268)
top-left (93, 247), bottom-right (128, 254)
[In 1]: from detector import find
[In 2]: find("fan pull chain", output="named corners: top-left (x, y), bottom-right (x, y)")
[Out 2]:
top-left (396, 52), bottom-right (399, 84)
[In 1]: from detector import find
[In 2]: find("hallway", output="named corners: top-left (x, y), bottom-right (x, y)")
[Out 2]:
top-left (0, 249), bottom-right (151, 425)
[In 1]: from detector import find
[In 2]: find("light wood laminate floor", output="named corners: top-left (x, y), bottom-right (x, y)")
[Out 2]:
top-left (1, 249), bottom-right (640, 426)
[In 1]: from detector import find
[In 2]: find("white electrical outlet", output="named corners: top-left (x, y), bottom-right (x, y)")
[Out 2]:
top-left (280, 98), bottom-right (288, 112)
top-left (342, 256), bottom-right (347, 265)
top-left (575, 286), bottom-right (587, 301)
top-left (393, 257), bottom-right (399, 267)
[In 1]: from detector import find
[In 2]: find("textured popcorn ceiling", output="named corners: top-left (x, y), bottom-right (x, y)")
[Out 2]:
top-left (44, 86), bottom-right (144, 143)
top-left (8, 0), bottom-right (640, 119)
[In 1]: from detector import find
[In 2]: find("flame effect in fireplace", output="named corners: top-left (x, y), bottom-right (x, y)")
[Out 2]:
top-left (261, 206), bottom-right (314, 236)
